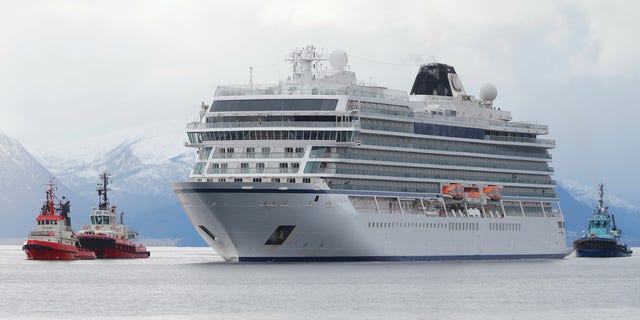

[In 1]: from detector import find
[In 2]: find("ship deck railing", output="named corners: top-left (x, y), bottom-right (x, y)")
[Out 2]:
top-left (315, 168), bottom-right (556, 186)
top-left (360, 139), bottom-right (553, 159)
top-left (360, 106), bottom-right (549, 133)
top-left (201, 168), bottom-right (302, 175)
top-left (214, 84), bottom-right (409, 102)
top-left (207, 152), bottom-right (305, 159)
top-left (359, 123), bottom-right (554, 146)
top-left (187, 121), bottom-right (357, 130)
top-left (311, 153), bottom-right (553, 172)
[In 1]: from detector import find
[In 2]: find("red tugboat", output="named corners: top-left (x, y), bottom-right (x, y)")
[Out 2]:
top-left (77, 171), bottom-right (150, 259)
top-left (22, 178), bottom-right (96, 260)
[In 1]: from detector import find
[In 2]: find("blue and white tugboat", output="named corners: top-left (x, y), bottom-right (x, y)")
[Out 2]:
top-left (573, 184), bottom-right (632, 257)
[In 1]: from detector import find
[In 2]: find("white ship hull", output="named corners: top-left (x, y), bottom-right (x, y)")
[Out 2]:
top-left (173, 182), bottom-right (570, 262)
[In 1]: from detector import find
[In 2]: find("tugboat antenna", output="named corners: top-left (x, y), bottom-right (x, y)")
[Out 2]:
top-left (97, 171), bottom-right (112, 210)
top-left (598, 183), bottom-right (605, 208)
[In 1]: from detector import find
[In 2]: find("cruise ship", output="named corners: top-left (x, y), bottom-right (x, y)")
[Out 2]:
top-left (172, 46), bottom-right (570, 262)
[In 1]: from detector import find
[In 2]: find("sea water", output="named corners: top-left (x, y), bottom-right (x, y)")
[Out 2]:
top-left (1, 245), bottom-right (639, 319)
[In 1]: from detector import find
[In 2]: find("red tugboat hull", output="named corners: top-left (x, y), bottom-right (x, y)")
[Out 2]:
top-left (77, 234), bottom-right (150, 259)
top-left (22, 240), bottom-right (96, 260)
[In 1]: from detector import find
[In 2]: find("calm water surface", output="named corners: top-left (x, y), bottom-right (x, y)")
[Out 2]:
top-left (1, 245), bottom-right (639, 319)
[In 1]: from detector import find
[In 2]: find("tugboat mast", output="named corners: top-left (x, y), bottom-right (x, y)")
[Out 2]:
top-left (97, 171), bottom-right (111, 210)
top-left (598, 183), bottom-right (605, 208)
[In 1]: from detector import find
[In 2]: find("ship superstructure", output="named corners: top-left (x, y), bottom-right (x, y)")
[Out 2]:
top-left (173, 46), bottom-right (570, 262)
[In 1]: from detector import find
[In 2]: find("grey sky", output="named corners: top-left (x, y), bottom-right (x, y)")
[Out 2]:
top-left (1, 1), bottom-right (639, 203)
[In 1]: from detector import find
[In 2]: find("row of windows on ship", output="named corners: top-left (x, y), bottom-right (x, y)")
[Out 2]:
top-left (188, 130), bottom-right (354, 143)
top-left (198, 147), bottom-right (305, 160)
top-left (366, 221), bottom-right (522, 232)
top-left (191, 133), bottom-right (550, 162)
top-left (362, 133), bottom-right (549, 159)
top-left (187, 128), bottom-right (544, 151)
top-left (193, 161), bottom-right (553, 186)
top-left (196, 177), bottom-right (315, 184)
top-left (36, 220), bottom-right (61, 225)
top-left (198, 145), bottom-right (550, 173)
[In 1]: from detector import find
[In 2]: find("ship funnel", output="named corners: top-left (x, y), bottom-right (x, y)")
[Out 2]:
top-left (410, 63), bottom-right (467, 97)
top-left (120, 211), bottom-right (125, 225)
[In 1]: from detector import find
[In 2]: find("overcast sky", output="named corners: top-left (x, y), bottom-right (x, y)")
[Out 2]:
top-left (1, 0), bottom-right (639, 204)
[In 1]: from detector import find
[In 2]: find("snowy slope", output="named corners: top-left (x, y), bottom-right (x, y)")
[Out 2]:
top-left (29, 118), bottom-right (194, 197)
top-left (559, 179), bottom-right (640, 246)
top-left (0, 130), bottom-right (87, 238)
top-left (24, 118), bottom-right (203, 245)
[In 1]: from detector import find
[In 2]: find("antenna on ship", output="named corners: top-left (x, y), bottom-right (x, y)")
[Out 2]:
top-left (598, 183), bottom-right (605, 209)
top-left (97, 170), bottom-right (112, 210)
top-left (249, 66), bottom-right (253, 90)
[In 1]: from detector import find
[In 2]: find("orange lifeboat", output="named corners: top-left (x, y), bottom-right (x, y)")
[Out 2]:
top-left (483, 185), bottom-right (502, 201)
top-left (442, 183), bottom-right (464, 200)
top-left (464, 187), bottom-right (481, 199)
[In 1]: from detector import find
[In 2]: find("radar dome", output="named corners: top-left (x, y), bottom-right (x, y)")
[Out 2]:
top-left (479, 83), bottom-right (497, 102)
top-left (329, 50), bottom-right (348, 70)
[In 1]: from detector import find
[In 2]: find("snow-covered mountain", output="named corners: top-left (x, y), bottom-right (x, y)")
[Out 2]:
top-left (19, 119), bottom-right (204, 246)
top-left (559, 179), bottom-right (640, 246)
top-left (560, 179), bottom-right (638, 211)
top-left (30, 118), bottom-right (194, 198)
top-left (0, 129), bottom-right (84, 240)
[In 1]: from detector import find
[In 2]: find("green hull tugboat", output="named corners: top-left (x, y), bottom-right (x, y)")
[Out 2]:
top-left (573, 184), bottom-right (632, 257)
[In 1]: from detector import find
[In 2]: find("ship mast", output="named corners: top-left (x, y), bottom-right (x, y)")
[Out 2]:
top-left (44, 177), bottom-right (56, 215)
top-left (97, 171), bottom-right (111, 210)
top-left (598, 183), bottom-right (605, 209)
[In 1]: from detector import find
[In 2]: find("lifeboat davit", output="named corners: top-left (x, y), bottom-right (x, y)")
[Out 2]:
top-left (483, 185), bottom-right (502, 201)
